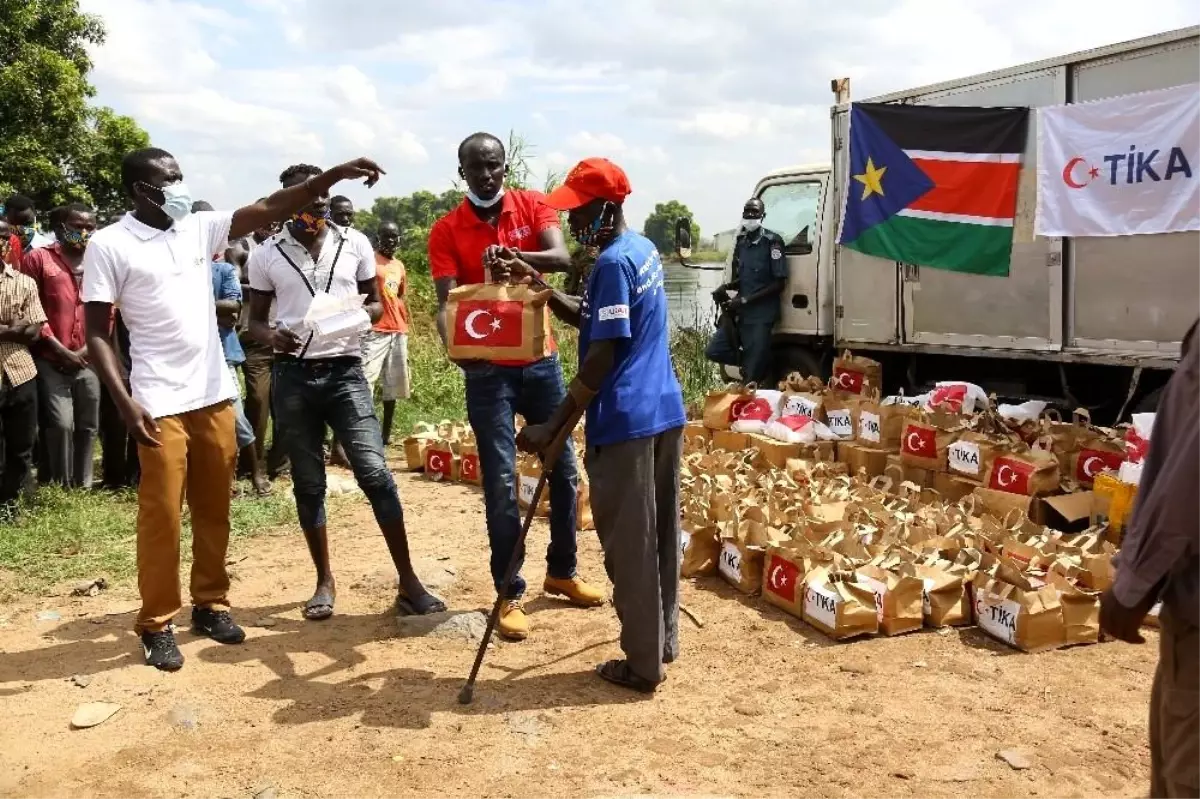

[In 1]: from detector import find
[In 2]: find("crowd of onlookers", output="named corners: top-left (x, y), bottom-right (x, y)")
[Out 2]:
top-left (2, 194), bottom-right (139, 516)
top-left (0, 189), bottom-right (410, 518)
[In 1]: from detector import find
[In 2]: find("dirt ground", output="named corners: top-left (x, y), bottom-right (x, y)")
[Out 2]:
top-left (0, 455), bottom-right (1159, 799)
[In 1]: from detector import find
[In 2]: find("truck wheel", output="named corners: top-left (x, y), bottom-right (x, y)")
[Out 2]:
top-left (1133, 385), bottom-right (1164, 415)
top-left (775, 345), bottom-right (827, 383)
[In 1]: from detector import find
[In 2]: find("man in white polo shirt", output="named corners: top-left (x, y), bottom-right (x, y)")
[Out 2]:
top-left (82, 146), bottom-right (386, 671)
top-left (247, 163), bottom-right (444, 622)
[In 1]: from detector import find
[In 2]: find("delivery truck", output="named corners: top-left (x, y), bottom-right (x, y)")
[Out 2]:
top-left (702, 26), bottom-right (1198, 421)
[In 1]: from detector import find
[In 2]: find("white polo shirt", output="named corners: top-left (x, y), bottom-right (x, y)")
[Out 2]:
top-left (247, 224), bottom-right (375, 359)
top-left (81, 211), bottom-right (237, 419)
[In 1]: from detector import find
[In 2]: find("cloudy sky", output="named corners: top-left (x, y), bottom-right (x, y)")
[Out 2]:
top-left (80, 0), bottom-right (1198, 236)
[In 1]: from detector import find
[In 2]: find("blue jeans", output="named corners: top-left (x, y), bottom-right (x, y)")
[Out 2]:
top-left (272, 357), bottom-right (402, 531)
top-left (464, 354), bottom-right (578, 598)
top-left (228, 364), bottom-right (255, 451)
top-left (705, 321), bottom-right (775, 385)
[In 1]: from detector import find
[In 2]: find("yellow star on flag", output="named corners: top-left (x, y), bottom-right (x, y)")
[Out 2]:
top-left (854, 157), bottom-right (887, 200)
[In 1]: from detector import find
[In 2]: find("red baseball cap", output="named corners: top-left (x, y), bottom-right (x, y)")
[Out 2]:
top-left (544, 157), bottom-right (632, 210)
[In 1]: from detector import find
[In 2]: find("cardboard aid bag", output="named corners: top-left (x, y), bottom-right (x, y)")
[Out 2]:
top-left (971, 572), bottom-right (1065, 652)
top-left (1069, 433), bottom-right (1126, 489)
top-left (984, 445), bottom-right (1061, 496)
top-left (801, 567), bottom-right (879, 640)
top-left (857, 396), bottom-right (914, 450)
top-left (777, 373), bottom-right (828, 423)
top-left (681, 522), bottom-right (721, 578)
top-left (458, 435), bottom-right (481, 485)
top-left (702, 383), bottom-right (753, 431)
top-left (576, 478), bottom-right (594, 532)
top-left (516, 455), bottom-right (550, 517)
top-left (446, 283), bottom-right (552, 361)
top-left (822, 391), bottom-right (861, 440)
top-left (761, 543), bottom-right (815, 618)
top-left (855, 564), bottom-right (924, 636)
top-left (718, 514), bottom-right (782, 595)
top-left (403, 422), bottom-right (439, 471)
top-left (424, 438), bottom-right (459, 482)
top-left (831, 350), bottom-right (882, 396)
top-left (899, 413), bottom-right (957, 471)
top-left (904, 562), bottom-right (971, 627)
top-left (947, 428), bottom-right (1007, 481)
top-left (1047, 570), bottom-right (1101, 646)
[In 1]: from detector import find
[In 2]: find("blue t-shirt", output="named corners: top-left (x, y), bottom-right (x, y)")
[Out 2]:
top-left (210, 260), bottom-right (245, 365)
top-left (579, 231), bottom-right (686, 447)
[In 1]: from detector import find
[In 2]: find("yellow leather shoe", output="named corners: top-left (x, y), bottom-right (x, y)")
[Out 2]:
top-left (497, 599), bottom-right (529, 641)
top-left (544, 576), bottom-right (605, 607)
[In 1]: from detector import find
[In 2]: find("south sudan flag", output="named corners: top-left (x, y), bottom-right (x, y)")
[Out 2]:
top-left (837, 103), bottom-right (1029, 277)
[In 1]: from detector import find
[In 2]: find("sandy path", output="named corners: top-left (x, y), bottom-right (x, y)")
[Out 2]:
top-left (0, 461), bottom-right (1157, 798)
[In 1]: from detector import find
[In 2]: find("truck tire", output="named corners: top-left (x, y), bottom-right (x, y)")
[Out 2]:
top-left (1133, 385), bottom-right (1164, 415)
top-left (775, 344), bottom-right (827, 383)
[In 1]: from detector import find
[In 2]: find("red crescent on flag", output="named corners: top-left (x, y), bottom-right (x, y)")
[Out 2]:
top-left (1062, 156), bottom-right (1093, 189)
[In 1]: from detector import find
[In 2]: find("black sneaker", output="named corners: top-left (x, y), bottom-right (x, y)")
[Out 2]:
top-left (142, 626), bottom-right (185, 671)
top-left (191, 607), bottom-right (246, 644)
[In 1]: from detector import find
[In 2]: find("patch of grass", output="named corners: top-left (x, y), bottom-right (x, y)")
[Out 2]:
top-left (0, 484), bottom-right (297, 598)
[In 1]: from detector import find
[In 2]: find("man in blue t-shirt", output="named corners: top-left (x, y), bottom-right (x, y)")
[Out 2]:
top-left (511, 158), bottom-right (686, 694)
top-left (210, 248), bottom-right (270, 495)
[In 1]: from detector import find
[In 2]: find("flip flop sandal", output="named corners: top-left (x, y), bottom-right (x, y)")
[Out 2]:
top-left (395, 587), bottom-right (447, 616)
top-left (595, 659), bottom-right (659, 694)
top-left (303, 587), bottom-right (335, 621)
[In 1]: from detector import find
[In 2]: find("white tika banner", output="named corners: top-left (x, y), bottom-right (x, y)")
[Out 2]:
top-left (1036, 83), bottom-right (1199, 237)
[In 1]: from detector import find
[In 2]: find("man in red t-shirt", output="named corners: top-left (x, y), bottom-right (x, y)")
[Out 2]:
top-left (428, 131), bottom-right (604, 641)
top-left (20, 203), bottom-right (100, 488)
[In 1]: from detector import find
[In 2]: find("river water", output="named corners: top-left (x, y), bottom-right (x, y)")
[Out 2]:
top-left (663, 258), bottom-right (727, 330)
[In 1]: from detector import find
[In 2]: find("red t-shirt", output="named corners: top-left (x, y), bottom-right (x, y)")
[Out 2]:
top-left (19, 243), bottom-right (86, 364)
top-left (428, 190), bottom-right (560, 364)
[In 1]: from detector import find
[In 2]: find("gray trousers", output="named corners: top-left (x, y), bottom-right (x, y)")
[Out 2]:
top-left (586, 425), bottom-right (683, 684)
top-left (35, 359), bottom-right (100, 488)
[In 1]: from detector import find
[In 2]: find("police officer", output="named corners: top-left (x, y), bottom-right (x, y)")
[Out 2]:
top-left (705, 198), bottom-right (787, 384)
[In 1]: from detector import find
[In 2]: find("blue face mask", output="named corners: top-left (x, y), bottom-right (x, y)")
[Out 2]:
top-left (574, 202), bottom-right (613, 246)
top-left (140, 180), bottom-right (193, 223)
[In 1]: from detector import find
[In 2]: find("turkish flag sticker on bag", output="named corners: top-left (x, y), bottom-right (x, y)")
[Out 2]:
top-left (899, 416), bottom-right (952, 471)
top-left (762, 548), bottom-right (805, 612)
top-left (424, 441), bottom-right (458, 482)
top-left (986, 450), bottom-right (1060, 496)
top-left (831, 350), bottom-right (882, 396)
top-left (447, 283), bottom-right (552, 361)
top-left (1072, 443), bottom-right (1125, 488)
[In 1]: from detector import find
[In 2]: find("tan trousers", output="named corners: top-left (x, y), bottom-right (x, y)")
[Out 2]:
top-left (1150, 606), bottom-right (1199, 798)
top-left (134, 401), bottom-right (237, 633)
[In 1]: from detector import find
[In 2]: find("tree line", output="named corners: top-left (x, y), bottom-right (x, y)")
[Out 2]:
top-left (0, 0), bottom-right (150, 218)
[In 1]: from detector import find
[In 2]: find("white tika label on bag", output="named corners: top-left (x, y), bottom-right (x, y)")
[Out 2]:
top-left (679, 530), bottom-right (692, 557)
top-left (782, 395), bottom-right (819, 418)
top-left (826, 409), bottom-right (853, 438)
top-left (921, 577), bottom-right (936, 617)
top-left (859, 411), bottom-right (882, 443)
top-left (857, 575), bottom-right (888, 623)
top-left (518, 475), bottom-right (538, 506)
top-left (718, 541), bottom-right (743, 585)
top-left (948, 440), bottom-right (982, 476)
top-left (804, 582), bottom-right (840, 629)
top-left (974, 591), bottom-right (1020, 645)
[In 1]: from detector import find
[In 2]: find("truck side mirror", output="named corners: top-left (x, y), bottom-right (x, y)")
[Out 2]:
top-left (674, 216), bottom-right (693, 258)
